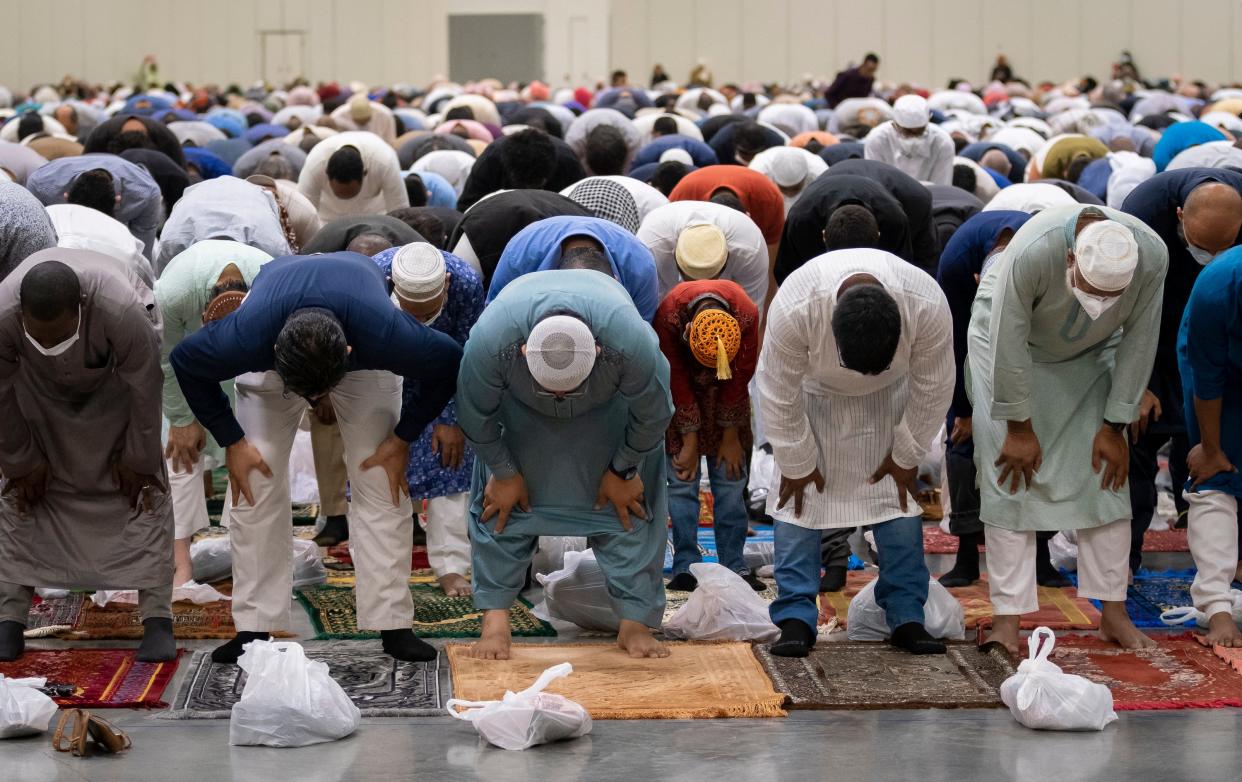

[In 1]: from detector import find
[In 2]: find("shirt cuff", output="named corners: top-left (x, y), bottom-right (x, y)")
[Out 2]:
top-left (1103, 398), bottom-right (1139, 426)
top-left (210, 418), bottom-right (246, 449)
top-left (990, 398), bottom-right (1031, 422)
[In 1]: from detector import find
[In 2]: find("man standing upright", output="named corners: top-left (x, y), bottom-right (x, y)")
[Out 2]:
top-left (825, 54), bottom-right (880, 108)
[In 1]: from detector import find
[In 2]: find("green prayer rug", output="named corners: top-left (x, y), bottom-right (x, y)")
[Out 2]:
top-left (295, 584), bottom-right (556, 640)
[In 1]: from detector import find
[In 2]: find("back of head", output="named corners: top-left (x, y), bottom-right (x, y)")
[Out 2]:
top-left (255, 152), bottom-right (296, 181)
top-left (824, 204), bottom-right (881, 251)
top-left (708, 188), bottom-right (746, 213)
top-left (326, 145), bottom-right (364, 184)
top-left (404, 172), bottom-right (429, 207)
top-left (952, 163), bottom-right (978, 194)
top-left (66, 168), bottom-right (117, 218)
top-left (20, 260), bottom-right (81, 322)
top-left (732, 121), bottom-right (768, 158)
top-left (389, 208), bottom-right (446, 248)
top-left (585, 124), bottom-right (628, 176)
top-left (500, 129), bottom-right (557, 189)
top-left (1064, 153), bottom-right (1093, 184)
top-left (978, 148), bottom-right (1012, 178)
top-left (652, 116), bottom-right (679, 137)
top-left (274, 308), bottom-right (349, 400)
top-left (560, 245), bottom-right (612, 275)
top-left (17, 112), bottom-right (44, 141)
top-left (444, 106), bottom-right (475, 122)
top-left (832, 284), bottom-right (900, 375)
top-left (652, 161), bottom-right (691, 195)
top-left (345, 232), bottom-right (394, 256)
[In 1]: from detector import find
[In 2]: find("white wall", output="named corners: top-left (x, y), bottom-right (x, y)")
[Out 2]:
top-left (1, 0), bottom-right (1240, 91)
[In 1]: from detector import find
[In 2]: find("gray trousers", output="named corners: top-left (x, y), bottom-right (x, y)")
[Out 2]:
top-left (0, 581), bottom-right (173, 624)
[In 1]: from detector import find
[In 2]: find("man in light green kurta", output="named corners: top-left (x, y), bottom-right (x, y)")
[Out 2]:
top-left (154, 240), bottom-right (272, 584)
top-left (967, 204), bottom-right (1168, 653)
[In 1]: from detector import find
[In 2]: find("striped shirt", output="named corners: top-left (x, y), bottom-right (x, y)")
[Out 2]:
top-left (756, 249), bottom-right (954, 529)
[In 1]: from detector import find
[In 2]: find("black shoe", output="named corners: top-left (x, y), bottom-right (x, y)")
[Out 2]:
top-left (770, 619), bottom-right (815, 658)
top-left (0, 620), bottom-right (24, 662)
top-left (412, 523), bottom-right (427, 547)
top-left (889, 622), bottom-right (946, 655)
top-left (740, 570), bottom-right (766, 591)
top-left (211, 631), bottom-right (271, 664)
top-left (313, 515), bottom-right (349, 547)
top-left (1036, 533), bottom-right (1072, 587)
top-left (381, 628), bottom-right (437, 662)
top-left (819, 565), bottom-right (848, 593)
top-left (667, 572), bottom-right (698, 592)
top-left (939, 532), bottom-right (982, 587)
top-left (136, 617), bottom-right (176, 662)
top-left (938, 566), bottom-right (980, 588)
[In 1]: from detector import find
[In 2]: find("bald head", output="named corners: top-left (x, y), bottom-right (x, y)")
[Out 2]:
top-left (1181, 182), bottom-right (1242, 255)
top-left (346, 232), bottom-right (394, 256)
top-left (979, 149), bottom-right (1011, 178)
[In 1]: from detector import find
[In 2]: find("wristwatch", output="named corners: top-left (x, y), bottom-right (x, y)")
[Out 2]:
top-left (609, 462), bottom-right (638, 481)
top-left (1104, 420), bottom-right (1126, 433)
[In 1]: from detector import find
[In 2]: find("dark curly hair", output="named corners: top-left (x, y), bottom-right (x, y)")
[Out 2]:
top-left (832, 284), bottom-right (900, 375)
top-left (274, 308), bottom-right (349, 400)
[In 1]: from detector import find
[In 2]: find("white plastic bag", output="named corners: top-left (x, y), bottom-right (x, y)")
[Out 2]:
top-left (292, 538), bottom-right (326, 587)
top-left (663, 563), bottom-right (779, 641)
top-left (1047, 530), bottom-right (1078, 573)
top-left (229, 640), bottom-right (361, 747)
top-left (90, 579), bottom-right (231, 608)
top-left (532, 536), bottom-right (589, 577)
top-left (0, 676), bottom-right (58, 738)
top-left (536, 550), bottom-right (619, 632)
top-left (288, 429), bottom-right (320, 504)
top-left (1160, 589), bottom-right (1242, 628)
top-left (1000, 628), bottom-right (1117, 731)
top-left (446, 663), bottom-right (591, 751)
top-left (191, 536), bottom-right (233, 583)
top-left (846, 578), bottom-right (966, 641)
top-left (742, 540), bottom-right (774, 571)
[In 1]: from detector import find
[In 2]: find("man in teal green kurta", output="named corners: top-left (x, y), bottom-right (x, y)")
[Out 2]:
top-left (967, 205), bottom-right (1168, 653)
top-left (154, 240), bottom-right (272, 584)
top-left (457, 269), bottom-right (674, 660)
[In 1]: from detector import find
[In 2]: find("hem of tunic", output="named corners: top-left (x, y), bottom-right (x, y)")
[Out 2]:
top-left (768, 510), bottom-right (911, 531)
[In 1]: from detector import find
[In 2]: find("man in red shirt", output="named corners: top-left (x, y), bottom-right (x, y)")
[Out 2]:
top-left (654, 280), bottom-right (762, 592)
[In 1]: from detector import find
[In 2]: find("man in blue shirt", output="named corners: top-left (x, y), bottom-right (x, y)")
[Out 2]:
top-left (171, 253), bottom-right (463, 663)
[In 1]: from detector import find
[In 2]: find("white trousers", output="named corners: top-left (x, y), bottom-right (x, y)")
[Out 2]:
top-left (168, 450), bottom-right (231, 539)
top-left (1188, 491), bottom-right (1240, 620)
top-left (230, 370), bottom-right (413, 632)
top-left (423, 492), bottom-right (471, 578)
top-left (985, 519), bottom-right (1129, 614)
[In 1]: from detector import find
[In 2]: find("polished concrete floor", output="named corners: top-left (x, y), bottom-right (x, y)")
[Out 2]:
top-left (3, 551), bottom-right (1238, 782)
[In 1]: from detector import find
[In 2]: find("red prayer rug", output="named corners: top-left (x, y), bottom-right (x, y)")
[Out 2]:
top-left (1195, 636), bottom-right (1242, 676)
top-left (327, 543), bottom-right (431, 570)
top-left (0, 649), bottom-right (182, 708)
top-left (922, 524), bottom-right (1189, 554)
top-left (1049, 633), bottom-right (1242, 710)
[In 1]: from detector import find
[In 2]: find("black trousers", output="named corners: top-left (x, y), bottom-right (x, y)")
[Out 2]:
top-left (1128, 430), bottom-right (1190, 574)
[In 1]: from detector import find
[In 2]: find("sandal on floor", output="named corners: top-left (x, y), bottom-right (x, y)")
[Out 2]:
top-left (52, 709), bottom-right (132, 756)
top-left (52, 709), bottom-right (90, 756)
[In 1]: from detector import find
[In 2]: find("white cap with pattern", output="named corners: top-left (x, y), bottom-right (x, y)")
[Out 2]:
top-left (1075, 219), bottom-right (1138, 291)
top-left (525, 315), bottom-right (597, 393)
top-left (390, 243), bottom-right (446, 302)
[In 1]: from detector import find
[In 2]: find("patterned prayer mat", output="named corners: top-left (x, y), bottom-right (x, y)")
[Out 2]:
top-left (698, 490), bottom-right (714, 527)
top-left (1200, 639), bottom-right (1242, 675)
top-left (754, 641), bottom-right (1015, 710)
top-left (59, 583), bottom-right (293, 640)
top-left (27, 593), bottom-right (86, 630)
top-left (163, 642), bottom-right (448, 718)
top-left (325, 543), bottom-right (431, 571)
top-left (325, 568), bottom-right (438, 587)
top-left (296, 584), bottom-right (555, 639)
top-left (0, 649), bottom-right (181, 708)
top-left (1049, 633), bottom-right (1242, 710)
top-left (1067, 569), bottom-right (1198, 629)
top-left (446, 641), bottom-right (785, 719)
top-left (922, 524), bottom-right (1188, 553)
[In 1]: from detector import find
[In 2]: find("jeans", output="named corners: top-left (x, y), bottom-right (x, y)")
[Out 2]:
top-left (770, 515), bottom-right (929, 632)
top-left (667, 455), bottom-right (749, 575)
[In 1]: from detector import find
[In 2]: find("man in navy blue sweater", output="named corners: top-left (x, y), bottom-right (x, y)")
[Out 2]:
top-left (172, 252), bottom-right (463, 663)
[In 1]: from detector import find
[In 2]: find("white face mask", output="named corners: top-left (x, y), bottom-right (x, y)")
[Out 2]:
top-left (1178, 223), bottom-right (1219, 266)
top-left (24, 307), bottom-right (80, 356)
top-left (1066, 268), bottom-right (1120, 320)
top-left (421, 306), bottom-right (444, 327)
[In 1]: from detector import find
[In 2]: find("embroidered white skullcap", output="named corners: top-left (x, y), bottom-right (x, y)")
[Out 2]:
top-left (1075, 219), bottom-right (1138, 291)
top-left (769, 148), bottom-right (809, 188)
top-left (390, 243), bottom-right (446, 302)
top-left (658, 147), bottom-right (694, 166)
top-left (525, 315), bottom-right (597, 393)
top-left (892, 94), bottom-right (930, 130)
top-left (675, 223), bottom-right (728, 279)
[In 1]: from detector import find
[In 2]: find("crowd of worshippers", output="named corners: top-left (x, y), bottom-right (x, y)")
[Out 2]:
top-left (0, 48), bottom-right (1240, 668)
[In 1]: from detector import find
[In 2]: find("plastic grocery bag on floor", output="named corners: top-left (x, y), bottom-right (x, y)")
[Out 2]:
top-left (663, 563), bottom-right (779, 642)
top-left (532, 536), bottom-right (589, 576)
top-left (536, 550), bottom-right (619, 632)
top-left (0, 675), bottom-right (58, 738)
top-left (999, 628), bottom-right (1117, 731)
top-left (90, 580), bottom-right (231, 608)
top-left (291, 538), bottom-right (326, 588)
top-left (846, 578), bottom-right (966, 641)
top-left (446, 663), bottom-right (591, 751)
top-left (1047, 530), bottom-right (1078, 573)
top-left (229, 640), bottom-right (361, 747)
top-left (1159, 589), bottom-right (1242, 628)
top-left (191, 536), bottom-right (233, 583)
top-left (742, 540), bottom-right (775, 570)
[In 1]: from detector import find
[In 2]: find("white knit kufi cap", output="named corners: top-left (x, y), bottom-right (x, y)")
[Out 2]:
top-left (525, 315), bottom-right (597, 393)
top-left (675, 223), bottom-right (728, 279)
top-left (658, 148), bottom-right (694, 166)
top-left (892, 94), bottom-right (930, 130)
top-left (770, 149), bottom-right (808, 188)
top-left (1075, 219), bottom-right (1138, 291)
top-left (390, 243), bottom-right (446, 302)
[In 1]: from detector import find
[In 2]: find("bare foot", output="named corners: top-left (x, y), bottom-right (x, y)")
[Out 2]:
top-left (1097, 602), bottom-right (1156, 649)
top-left (617, 619), bottom-right (670, 659)
top-left (438, 573), bottom-right (472, 597)
top-left (1204, 612), bottom-right (1242, 648)
top-left (984, 614), bottom-right (1021, 656)
top-left (466, 609), bottom-right (512, 659)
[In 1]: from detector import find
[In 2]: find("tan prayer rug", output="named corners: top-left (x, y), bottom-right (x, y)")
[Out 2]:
top-left (754, 641), bottom-right (1014, 710)
top-left (446, 641), bottom-right (786, 719)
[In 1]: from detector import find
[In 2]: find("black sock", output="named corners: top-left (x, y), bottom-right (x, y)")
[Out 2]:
top-left (381, 629), bottom-right (437, 662)
top-left (667, 572), bottom-right (698, 592)
top-left (770, 619), bottom-right (815, 658)
top-left (136, 617), bottom-right (176, 662)
top-left (0, 620), bottom-right (24, 661)
top-left (313, 515), bottom-right (349, 547)
top-left (890, 622), bottom-right (946, 655)
top-left (819, 565), bottom-right (848, 593)
top-left (211, 631), bottom-right (271, 664)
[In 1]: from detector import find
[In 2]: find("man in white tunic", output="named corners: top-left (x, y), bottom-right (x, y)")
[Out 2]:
top-left (967, 205), bottom-right (1167, 654)
top-left (297, 131), bottom-right (410, 223)
top-left (758, 248), bottom-right (954, 657)
top-left (864, 95), bottom-right (954, 186)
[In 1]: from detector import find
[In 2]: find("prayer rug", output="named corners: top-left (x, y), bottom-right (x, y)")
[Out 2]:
top-left (26, 593), bottom-right (86, 630)
top-left (446, 641), bottom-right (785, 719)
top-left (295, 584), bottom-right (555, 639)
top-left (325, 568), bottom-right (438, 587)
top-left (1199, 640), bottom-right (1242, 676)
top-left (698, 490), bottom-right (714, 527)
top-left (1049, 633), bottom-right (1242, 710)
top-left (62, 583), bottom-right (294, 640)
top-left (754, 641), bottom-right (1014, 710)
top-left (922, 525), bottom-right (1189, 554)
top-left (325, 543), bottom-right (431, 570)
top-left (663, 525), bottom-right (775, 572)
top-left (1067, 570), bottom-right (1198, 629)
top-left (816, 571), bottom-right (879, 625)
top-left (0, 649), bottom-right (182, 708)
top-left (163, 643), bottom-right (448, 718)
